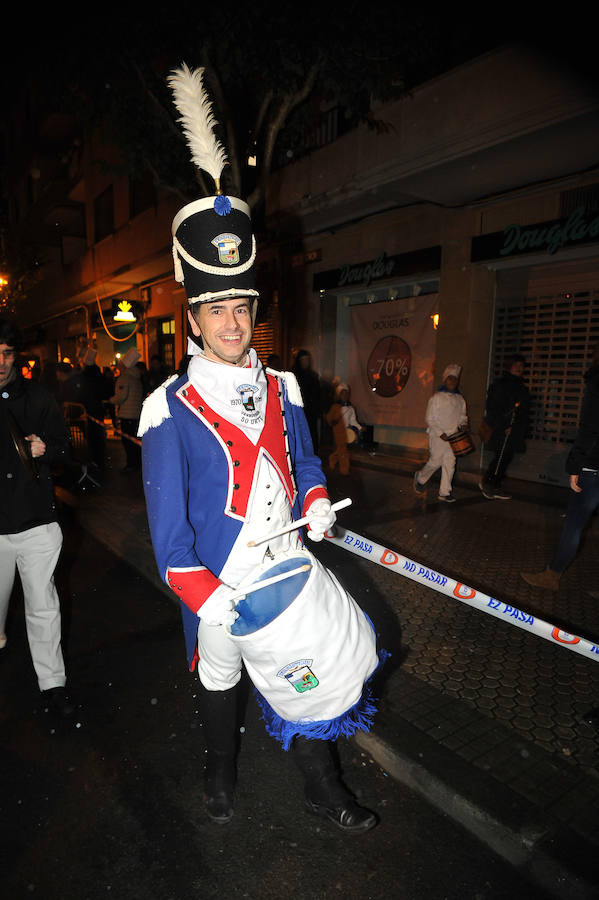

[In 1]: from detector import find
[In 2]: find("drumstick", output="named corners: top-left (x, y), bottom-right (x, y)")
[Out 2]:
top-left (247, 497), bottom-right (352, 547)
top-left (227, 564), bottom-right (311, 603)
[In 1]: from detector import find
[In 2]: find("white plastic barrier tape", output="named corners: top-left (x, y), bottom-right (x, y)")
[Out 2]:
top-left (325, 526), bottom-right (599, 663)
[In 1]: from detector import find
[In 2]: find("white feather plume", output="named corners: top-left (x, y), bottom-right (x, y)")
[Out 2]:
top-left (168, 63), bottom-right (228, 189)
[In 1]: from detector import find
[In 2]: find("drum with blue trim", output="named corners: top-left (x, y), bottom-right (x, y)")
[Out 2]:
top-left (227, 549), bottom-right (379, 740)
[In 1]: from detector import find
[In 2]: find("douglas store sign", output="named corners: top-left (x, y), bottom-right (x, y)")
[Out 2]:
top-left (471, 206), bottom-right (599, 262)
top-left (313, 246), bottom-right (441, 292)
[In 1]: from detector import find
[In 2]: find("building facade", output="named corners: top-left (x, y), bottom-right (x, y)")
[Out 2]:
top-left (265, 46), bottom-right (599, 484)
top-left (3, 45), bottom-right (599, 485)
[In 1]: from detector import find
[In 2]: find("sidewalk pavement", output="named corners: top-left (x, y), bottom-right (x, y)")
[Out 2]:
top-left (64, 439), bottom-right (599, 899)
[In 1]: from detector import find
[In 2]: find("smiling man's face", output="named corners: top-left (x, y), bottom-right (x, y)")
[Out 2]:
top-left (188, 297), bottom-right (253, 366)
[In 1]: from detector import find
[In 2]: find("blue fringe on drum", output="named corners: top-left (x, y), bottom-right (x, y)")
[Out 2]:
top-left (256, 649), bottom-right (388, 751)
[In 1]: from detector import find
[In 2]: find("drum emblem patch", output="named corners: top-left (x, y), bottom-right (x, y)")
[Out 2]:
top-left (278, 659), bottom-right (319, 693)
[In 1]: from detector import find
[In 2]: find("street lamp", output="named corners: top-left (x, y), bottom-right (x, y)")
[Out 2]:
top-left (0, 275), bottom-right (8, 308)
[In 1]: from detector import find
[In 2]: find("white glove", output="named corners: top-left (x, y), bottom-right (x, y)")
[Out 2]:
top-left (198, 584), bottom-right (241, 627)
top-left (306, 498), bottom-right (336, 543)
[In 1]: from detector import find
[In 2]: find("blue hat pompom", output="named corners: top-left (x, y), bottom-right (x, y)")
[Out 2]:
top-left (214, 195), bottom-right (232, 216)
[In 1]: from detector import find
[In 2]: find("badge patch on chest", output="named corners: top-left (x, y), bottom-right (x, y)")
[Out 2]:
top-left (277, 659), bottom-right (319, 693)
top-left (236, 383), bottom-right (260, 411)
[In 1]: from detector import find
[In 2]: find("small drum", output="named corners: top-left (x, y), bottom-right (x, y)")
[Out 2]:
top-left (447, 429), bottom-right (475, 457)
top-left (228, 550), bottom-right (379, 746)
top-left (5, 409), bottom-right (38, 479)
top-left (346, 427), bottom-right (357, 444)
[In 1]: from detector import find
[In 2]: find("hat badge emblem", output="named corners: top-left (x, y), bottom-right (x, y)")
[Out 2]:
top-left (212, 232), bottom-right (241, 266)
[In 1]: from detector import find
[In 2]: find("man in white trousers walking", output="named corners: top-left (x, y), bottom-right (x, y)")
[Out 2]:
top-left (0, 318), bottom-right (74, 715)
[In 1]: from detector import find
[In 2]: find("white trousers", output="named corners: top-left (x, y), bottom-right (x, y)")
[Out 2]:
top-left (197, 619), bottom-right (243, 691)
top-left (417, 435), bottom-right (456, 497)
top-left (0, 522), bottom-right (66, 690)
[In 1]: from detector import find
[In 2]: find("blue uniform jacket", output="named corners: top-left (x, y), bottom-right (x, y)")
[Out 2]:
top-left (140, 368), bottom-right (328, 667)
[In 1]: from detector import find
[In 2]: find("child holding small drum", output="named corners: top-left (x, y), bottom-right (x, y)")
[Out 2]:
top-left (413, 364), bottom-right (468, 503)
top-left (326, 382), bottom-right (364, 475)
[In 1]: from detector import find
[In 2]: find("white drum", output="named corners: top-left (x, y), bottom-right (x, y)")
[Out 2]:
top-left (228, 550), bottom-right (380, 747)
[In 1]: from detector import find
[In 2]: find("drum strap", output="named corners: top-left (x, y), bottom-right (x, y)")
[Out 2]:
top-left (271, 373), bottom-right (298, 498)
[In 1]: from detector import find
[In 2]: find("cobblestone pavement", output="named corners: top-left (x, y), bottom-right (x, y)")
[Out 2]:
top-left (321, 449), bottom-right (599, 852)
top-left (68, 439), bottom-right (599, 877)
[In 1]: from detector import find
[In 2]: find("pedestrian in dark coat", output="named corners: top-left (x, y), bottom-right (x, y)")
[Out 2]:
top-left (292, 349), bottom-right (321, 452)
top-left (479, 354), bottom-right (530, 500)
top-left (521, 344), bottom-right (599, 590)
top-left (70, 349), bottom-right (112, 475)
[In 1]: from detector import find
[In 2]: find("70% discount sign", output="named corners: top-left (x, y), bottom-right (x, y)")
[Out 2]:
top-left (366, 336), bottom-right (411, 396)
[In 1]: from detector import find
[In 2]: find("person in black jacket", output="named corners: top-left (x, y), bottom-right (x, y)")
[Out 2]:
top-left (479, 354), bottom-right (530, 500)
top-left (292, 349), bottom-right (321, 453)
top-left (521, 344), bottom-right (599, 591)
top-left (0, 319), bottom-right (74, 715)
top-left (69, 349), bottom-right (113, 477)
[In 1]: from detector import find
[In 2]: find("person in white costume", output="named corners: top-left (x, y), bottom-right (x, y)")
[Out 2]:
top-left (413, 364), bottom-right (468, 503)
top-left (337, 383), bottom-right (364, 440)
top-left (139, 65), bottom-right (380, 834)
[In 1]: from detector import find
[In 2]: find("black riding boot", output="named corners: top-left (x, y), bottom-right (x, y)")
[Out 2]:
top-left (198, 683), bottom-right (238, 824)
top-left (292, 737), bottom-right (378, 833)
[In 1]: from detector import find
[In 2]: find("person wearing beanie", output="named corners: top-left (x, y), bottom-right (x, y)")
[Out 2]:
top-left (111, 347), bottom-right (143, 471)
top-left (138, 64), bottom-right (382, 835)
top-left (0, 318), bottom-right (74, 715)
top-left (413, 364), bottom-right (468, 503)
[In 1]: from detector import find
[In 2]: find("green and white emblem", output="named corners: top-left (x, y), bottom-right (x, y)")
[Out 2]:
top-left (277, 659), bottom-right (319, 693)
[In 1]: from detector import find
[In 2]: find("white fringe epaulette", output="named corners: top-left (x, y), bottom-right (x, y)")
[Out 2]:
top-left (267, 369), bottom-right (303, 407)
top-left (137, 374), bottom-right (179, 437)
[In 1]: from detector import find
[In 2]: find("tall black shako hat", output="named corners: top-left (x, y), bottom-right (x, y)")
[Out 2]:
top-left (168, 64), bottom-right (258, 306)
